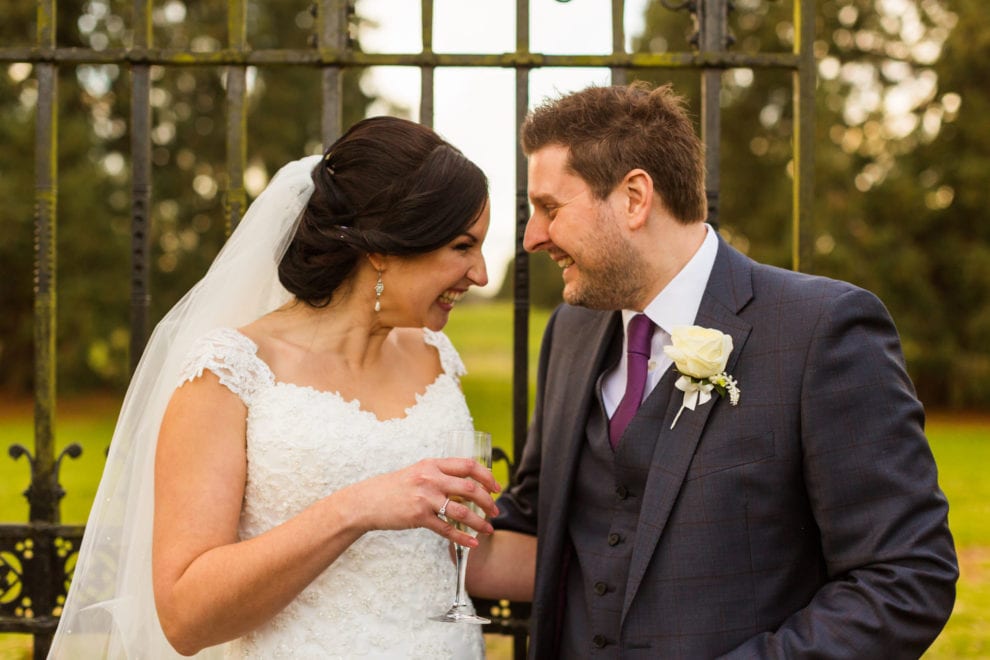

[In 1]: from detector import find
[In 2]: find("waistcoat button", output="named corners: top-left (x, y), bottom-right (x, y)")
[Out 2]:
top-left (594, 581), bottom-right (608, 596)
top-left (592, 634), bottom-right (607, 648)
top-left (615, 485), bottom-right (629, 499)
top-left (607, 532), bottom-right (621, 546)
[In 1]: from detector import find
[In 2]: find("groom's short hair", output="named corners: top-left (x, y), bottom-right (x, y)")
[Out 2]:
top-left (521, 81), bottom-right (707, 225)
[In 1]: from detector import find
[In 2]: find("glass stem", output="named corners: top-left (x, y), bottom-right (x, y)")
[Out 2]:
top-left (453, 543), bottom-right (471, 607)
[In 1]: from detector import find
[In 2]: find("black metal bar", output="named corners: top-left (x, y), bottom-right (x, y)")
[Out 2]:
top-left (31, 69), bottom-right (57, 526)
top-left (29, 4), bottom-right (58, 657)
top-left (420, 0), bottom-right (434, 128)
top-left (0, 47), bottom-right (804, 70)
top-left (611, 0), bottom-right (627, 85)
top-left (225, 0), bottom-right (248, 233)
top-left (129, 0), bottom-right (152, 370)
top-left (512, 1), bottom-right (531, 492)
top-left (698, 0), bottom-right (729, 228)
top-left (511, 1), bottom-right (531, 652)
top-left (225, 69), bottom-right (248, 233)
top-left (319, 0), bottom-right (350, 146)
top-left (793, 0), bottom-right (816, 272)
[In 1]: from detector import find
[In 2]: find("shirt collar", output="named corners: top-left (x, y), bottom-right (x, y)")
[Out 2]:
top-left (621, 223), bottom-right (718, 335)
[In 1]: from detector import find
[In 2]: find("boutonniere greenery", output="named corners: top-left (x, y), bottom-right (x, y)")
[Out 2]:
top-left (663, 325), bottom-right (741, 429)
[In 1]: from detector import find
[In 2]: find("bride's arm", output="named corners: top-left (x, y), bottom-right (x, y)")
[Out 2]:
top-left (152, 372), bottom-right (499, 655)
top-left (152, 372), bottom-right (359, 654)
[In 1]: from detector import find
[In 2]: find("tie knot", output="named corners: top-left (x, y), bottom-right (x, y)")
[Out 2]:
top-left (626, 314), bottom-right (654, 358)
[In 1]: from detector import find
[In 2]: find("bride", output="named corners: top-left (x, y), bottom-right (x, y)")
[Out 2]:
top-left (50, 116), bottom-right (499, 659)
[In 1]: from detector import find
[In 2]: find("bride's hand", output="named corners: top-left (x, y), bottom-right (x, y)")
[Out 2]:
top-left (338, 458), bottom-right (501, 547)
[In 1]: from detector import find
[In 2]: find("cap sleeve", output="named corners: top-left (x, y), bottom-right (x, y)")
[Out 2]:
top-left (422, 329), bottom-right (467, 383)
top-left (176, 327), bottom-right (275, 406)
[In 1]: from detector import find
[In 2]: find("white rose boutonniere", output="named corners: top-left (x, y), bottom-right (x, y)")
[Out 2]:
top-left (663, 325), bottom-right (741, 429)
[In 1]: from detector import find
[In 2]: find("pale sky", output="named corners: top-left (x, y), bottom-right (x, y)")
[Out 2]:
top-left (356, 0), bottom-right (650, 295)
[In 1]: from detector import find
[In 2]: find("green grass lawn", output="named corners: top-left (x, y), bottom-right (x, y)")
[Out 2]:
top-left (923, 416), bottom-right (990, 659)
top-left (1, 301), bottom-right (987, 658)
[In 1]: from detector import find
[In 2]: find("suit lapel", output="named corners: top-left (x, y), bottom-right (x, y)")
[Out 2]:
top-left (621, 237), bottom-right (755, 621)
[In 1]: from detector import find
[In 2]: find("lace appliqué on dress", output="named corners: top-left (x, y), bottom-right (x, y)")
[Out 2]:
top-left (176, 327), bottom-right (274, 406)
top-left (423, 328), bottom-right (467, 383)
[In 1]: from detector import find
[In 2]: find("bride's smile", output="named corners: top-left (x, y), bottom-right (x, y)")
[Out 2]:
top-left (376, 200), bottom-right (491, 332)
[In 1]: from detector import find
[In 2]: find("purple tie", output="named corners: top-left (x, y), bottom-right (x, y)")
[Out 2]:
top-left (609, 314), bottom-right (655, 449)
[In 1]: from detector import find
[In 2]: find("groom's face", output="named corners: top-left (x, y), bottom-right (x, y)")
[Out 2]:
top-left (525, 144), bottom-right (645, 310)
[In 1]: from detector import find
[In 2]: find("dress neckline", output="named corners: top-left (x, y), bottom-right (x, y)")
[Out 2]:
top-left (226, 327), bottom-right (451, 423)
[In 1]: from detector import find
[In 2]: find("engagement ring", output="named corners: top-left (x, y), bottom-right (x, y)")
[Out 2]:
top-left (437, 497), bottom-right (451, 520)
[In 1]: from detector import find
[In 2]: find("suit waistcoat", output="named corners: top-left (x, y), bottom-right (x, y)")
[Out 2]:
top-left (559, 361), bottom-right (676, 658)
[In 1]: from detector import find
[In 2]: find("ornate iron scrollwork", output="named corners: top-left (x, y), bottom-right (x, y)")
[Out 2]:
top-left (8, 442), bottom-right (83, 511)
top-left (0, 537), bottom-right (32, 618)
top-left (0, 526), bottom-right (83, 624)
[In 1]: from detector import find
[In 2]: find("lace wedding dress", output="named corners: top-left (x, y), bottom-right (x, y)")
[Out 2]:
top-left (176, 326), bottom-right (485, 659)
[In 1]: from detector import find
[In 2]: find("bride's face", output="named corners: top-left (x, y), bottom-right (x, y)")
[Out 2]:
top-left (381, 199), bottom-right (491, 331)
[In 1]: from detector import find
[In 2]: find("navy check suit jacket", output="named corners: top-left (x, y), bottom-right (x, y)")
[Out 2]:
top-left (494, 235), bottom-right (957, 658)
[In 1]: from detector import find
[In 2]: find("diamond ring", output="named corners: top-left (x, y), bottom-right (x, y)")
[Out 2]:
top-left (437, 497), bottom-right (451, 520)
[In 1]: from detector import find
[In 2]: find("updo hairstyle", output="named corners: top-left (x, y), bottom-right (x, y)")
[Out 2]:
top-left (278, 116), bottom-right (489, 307)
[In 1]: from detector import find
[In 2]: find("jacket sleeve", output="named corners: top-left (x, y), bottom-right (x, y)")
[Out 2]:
top-left (490, 306), bottom-right (563, 537)
top-left (723, 285), bottom-right (958, 659)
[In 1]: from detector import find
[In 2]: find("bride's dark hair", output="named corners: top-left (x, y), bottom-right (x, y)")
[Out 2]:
top-left (278, 116), bottom-right (489, 307)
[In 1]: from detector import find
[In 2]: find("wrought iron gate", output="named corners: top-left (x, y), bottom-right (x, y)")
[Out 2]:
top-left (0, 1), bottom-right (815, 657)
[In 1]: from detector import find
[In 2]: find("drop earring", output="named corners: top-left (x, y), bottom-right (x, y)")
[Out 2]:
top-left (374, 270), bottom-right (384, 312)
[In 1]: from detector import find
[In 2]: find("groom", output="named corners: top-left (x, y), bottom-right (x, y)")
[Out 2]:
top-left (468, 82), bottom-right (957, 657)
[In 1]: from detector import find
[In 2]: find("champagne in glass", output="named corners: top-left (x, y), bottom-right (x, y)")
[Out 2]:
top-left (448, 497), bottom-right (483, 538)
top-left (430, 430), bottom-right (493, 624)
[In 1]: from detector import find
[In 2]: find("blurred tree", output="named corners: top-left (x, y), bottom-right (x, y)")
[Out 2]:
top-left (855, 0), bottom-right (990, 407)
top-left (0, 0), bottom-right (371, 394)
top-left (0, 30), bottom-right (37, 391)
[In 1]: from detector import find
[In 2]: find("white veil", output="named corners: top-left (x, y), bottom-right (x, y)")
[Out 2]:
top-left (49, 155), bottom-right (322, 659)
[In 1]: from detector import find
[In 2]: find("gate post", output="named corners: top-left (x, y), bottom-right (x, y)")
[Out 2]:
top-left (27, 0), bottom-right (60, 653)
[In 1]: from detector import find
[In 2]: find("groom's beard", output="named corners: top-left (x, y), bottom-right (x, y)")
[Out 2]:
top-left (563, 208), bottom-right (649, 312)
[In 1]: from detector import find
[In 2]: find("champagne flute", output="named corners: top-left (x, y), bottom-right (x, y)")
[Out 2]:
top-left (430, 429), bottom-right (493, 624)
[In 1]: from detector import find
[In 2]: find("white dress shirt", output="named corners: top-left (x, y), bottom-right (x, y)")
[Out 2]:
top-left (602, 224), bottom-right (719, 417)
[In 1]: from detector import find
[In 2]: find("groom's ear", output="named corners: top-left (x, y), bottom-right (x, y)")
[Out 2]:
top-left (618, 168), bottom-right (654, 232)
